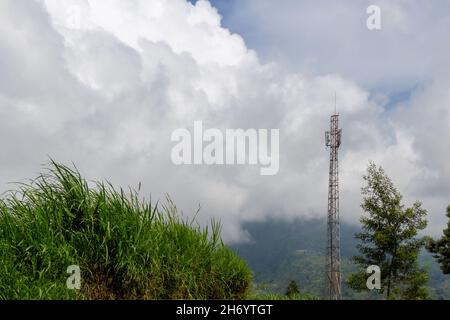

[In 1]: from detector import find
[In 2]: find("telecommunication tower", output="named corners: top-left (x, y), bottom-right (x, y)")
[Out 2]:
top-left (325, 107), bottom-right (342, 300)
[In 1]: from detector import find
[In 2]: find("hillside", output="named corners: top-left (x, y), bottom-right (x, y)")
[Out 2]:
top-left (231, 218), bottom-right (450, 299)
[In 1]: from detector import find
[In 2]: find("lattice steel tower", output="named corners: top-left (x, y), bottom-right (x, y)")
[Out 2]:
top-left (325, 111), bottom-right (342, 300)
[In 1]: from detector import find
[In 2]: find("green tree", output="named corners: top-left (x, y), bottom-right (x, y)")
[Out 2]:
top-left (285, 280), bottom-right (300, 297)
top-left (427, 205), bottom-right (450, 274)
top-left (347, 162), bottom-right (429, 299)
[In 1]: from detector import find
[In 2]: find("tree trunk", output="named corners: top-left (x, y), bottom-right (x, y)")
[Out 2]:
top-left (387, 249), bottom-right (397, 298)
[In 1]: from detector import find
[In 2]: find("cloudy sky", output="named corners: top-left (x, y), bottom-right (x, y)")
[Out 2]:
top-left (0, 0), bottom-right (449, 242)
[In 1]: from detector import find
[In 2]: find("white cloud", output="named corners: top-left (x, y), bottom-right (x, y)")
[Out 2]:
top-left (224, 0), bottom-right (450, 91)
top-left (0, 0), bottom-right (448, 242)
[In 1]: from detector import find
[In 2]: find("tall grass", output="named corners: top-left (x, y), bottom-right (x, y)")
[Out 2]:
top-left (0, 160), bottom-right (252, 299)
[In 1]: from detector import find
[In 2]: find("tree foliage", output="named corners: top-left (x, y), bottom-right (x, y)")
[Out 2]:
top-left (347, 162), bottom-right (429, 299)
top-left (285, 280), bottom-right (300, 297)
top-left (427, 205), bottom-right (450, 274)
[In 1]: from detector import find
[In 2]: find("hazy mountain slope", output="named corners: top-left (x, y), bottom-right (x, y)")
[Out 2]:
top-left (231, 218), bottom-right (450, 299)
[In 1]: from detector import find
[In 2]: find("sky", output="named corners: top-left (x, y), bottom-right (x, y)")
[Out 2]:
top-left (0, 0), bottom-right (449, 242)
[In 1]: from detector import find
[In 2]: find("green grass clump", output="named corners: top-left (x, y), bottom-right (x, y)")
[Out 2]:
top-left (0, 160), bottom-right (252, 299)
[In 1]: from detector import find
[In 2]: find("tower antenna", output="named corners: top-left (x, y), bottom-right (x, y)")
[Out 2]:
top-left (324, 100), bottom-right (342, 300)
top-left (334, 92), bottom-right (337, 114)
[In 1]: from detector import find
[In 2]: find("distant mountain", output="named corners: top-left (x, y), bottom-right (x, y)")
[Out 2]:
top-left (231, 218), bottom-right (450, 300)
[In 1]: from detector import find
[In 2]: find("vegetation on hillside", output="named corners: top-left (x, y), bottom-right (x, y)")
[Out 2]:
top-left (232, 219), bottom-right (376, 299)
top-left (231, 220), bottom-right (450, 300)
top-left (0, 161), bottom-right (252, 299)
